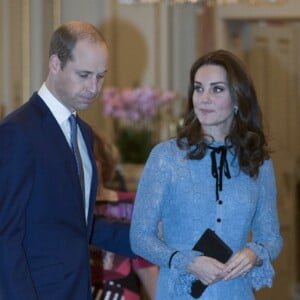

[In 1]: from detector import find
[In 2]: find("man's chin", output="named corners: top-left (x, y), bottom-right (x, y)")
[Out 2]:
top-left (77, 101), bottom-right (94, 111)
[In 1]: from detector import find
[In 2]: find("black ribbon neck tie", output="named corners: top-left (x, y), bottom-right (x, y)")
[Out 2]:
top-left (208, 145), bottom-right (231, 201)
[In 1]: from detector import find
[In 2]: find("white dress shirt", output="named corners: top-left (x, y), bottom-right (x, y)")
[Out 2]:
top-left (38, 83), bottom-right (92, 220)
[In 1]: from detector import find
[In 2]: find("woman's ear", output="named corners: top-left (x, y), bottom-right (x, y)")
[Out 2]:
top-left (233, 105), bottom-right (239, 115)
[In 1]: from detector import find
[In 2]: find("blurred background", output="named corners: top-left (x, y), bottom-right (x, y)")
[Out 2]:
top-left (1, 0), bottom-right (300, 299)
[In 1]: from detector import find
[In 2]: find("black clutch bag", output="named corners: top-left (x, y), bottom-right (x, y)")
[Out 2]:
top-left (191, 228), bottom-right (233, 298)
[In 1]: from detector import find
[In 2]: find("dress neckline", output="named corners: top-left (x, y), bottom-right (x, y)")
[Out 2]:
top-left (207, 144), bottom-right (232, 201)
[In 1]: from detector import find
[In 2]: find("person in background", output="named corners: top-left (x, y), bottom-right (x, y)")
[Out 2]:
top-left (130, 49), bottom-right (282, 299)
top-left (91, 130), bottom-right (158, 300)
top-left (0, 21), bottom-right (134, 300)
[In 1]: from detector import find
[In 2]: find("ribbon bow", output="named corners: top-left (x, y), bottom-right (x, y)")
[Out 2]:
top-left (208, 145), bottom-right (232, 201)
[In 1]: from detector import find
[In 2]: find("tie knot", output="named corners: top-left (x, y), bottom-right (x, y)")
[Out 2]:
top-left (69, 113), bottom-right (77, 125)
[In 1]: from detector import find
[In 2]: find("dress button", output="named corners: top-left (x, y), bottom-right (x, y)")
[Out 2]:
top-left (218, 200), bottom-right (223, 205)
top-left (217, 218), bottom-right (221, 222)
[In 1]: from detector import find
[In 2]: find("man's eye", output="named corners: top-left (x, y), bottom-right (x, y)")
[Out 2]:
top-left (96, 74), bottom-right (105, 80)
top-left (79, 73), bottom-right (88, 78)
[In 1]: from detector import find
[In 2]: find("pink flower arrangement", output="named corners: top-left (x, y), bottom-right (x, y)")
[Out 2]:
top-left (101, 86), bottom-right (176, 122)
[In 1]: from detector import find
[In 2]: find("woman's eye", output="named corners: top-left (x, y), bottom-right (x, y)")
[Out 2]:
top-left (213, 86), bottom-right (224, 93)
top-left (194, 85), bottom-right (203, 93)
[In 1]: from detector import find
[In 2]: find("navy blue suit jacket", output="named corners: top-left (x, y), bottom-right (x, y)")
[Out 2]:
top-left (0, 93), bottom-right (134, 300)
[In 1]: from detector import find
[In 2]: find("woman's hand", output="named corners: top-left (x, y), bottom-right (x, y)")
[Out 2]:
top-left (223, 247), bottom-right (257, 280)
top-left (187, 256), bottom-right (227, 285)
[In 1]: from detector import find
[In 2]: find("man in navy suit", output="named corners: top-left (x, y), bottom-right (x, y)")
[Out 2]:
top-left (0, 21), bottom-right (134, 300)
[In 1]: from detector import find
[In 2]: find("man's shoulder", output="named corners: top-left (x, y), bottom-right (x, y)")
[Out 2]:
top-left (0, 93), bottom-right (50, 143)
top-left (1, 93), bottom-right (45, 125)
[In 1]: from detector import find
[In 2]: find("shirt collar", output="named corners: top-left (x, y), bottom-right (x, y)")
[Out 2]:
top-left (38, 83), bottom-right (74, 125)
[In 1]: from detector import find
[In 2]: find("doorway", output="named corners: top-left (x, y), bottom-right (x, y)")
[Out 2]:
top-left (222, 19), bottom-right (300, 300)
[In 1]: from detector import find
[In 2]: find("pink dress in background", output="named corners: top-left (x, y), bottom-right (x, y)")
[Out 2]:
top-left (91, 192), bottom-right (153, 300)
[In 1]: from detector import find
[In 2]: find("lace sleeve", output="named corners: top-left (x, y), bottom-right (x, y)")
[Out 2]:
top-left (130, 142), bottom-right (197, 273)
top-left (246, 159), bottom-right (283, 290)
top-left (246, 242), bottom-right (275, 290)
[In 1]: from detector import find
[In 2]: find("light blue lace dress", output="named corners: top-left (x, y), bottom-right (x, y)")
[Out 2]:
top-left (130, 139), bottom-right (282, 300)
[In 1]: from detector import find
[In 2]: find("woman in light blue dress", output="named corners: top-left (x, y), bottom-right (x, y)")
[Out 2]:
top-left (130, 49), bottom-right (282, 299)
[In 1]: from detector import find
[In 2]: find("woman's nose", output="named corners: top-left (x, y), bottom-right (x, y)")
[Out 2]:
top-left (200, 89), bottom-right (210, 103)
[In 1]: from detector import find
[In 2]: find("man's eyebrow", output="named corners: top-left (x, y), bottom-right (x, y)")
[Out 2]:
top-left (98, 70), bottom-right (107, 75)
top-left (76, 70), bottom-right (107, 75)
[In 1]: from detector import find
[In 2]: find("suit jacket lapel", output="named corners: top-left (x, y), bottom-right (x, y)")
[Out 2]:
top-left (32, 95), bottom-right (87, 226)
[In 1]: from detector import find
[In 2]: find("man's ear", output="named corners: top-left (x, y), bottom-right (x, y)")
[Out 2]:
top-left (49, 54), bottom-right (61, 73)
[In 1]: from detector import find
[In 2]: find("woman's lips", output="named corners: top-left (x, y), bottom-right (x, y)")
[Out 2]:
top-left (199, 108), bottom-right (214, 114)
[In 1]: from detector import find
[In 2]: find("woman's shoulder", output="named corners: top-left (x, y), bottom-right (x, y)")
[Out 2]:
top-left (150, 138), bottom-right (186, 160)
top-left (256, 157), bottom-right (275, 181)
top-left (143, 139), bottom-right (189, 172)
top-left (260, 157), bottom-right (274, 171)
top-left (151, 138), bottom-right (185, 156)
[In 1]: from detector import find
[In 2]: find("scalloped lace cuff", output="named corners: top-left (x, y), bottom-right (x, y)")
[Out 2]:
top-left (246, 242), bottom-right (275, 290)
top-left (169, 250), bottom-right (199, 295)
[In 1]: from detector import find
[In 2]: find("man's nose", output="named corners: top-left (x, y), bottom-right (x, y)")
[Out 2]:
top-left (87, 78), bottom-right (98, 94)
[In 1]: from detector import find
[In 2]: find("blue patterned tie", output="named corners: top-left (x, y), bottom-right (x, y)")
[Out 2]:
top-left (69, 114), bottom-right (85, 198)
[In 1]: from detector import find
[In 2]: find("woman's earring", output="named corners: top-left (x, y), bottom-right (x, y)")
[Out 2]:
top-left (234, 105), bottom-right (239, 115)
